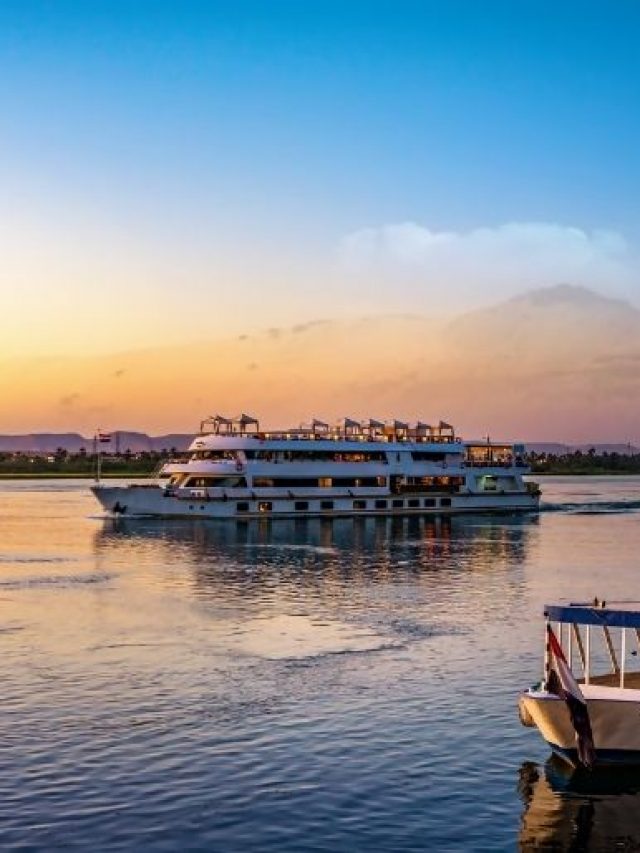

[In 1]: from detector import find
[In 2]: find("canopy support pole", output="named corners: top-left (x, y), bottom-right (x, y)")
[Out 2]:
top-left (572, 623), bottom-right (586, 673)
top-left (603, 626), bottom-right (620, 675)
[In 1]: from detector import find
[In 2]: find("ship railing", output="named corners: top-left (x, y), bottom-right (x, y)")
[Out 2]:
top-left (464, 458), bottom-right (528, 468)
top-left (238, 431), bottom-right (461, 444)
top-left (150, 460), bottom-right (169, 480)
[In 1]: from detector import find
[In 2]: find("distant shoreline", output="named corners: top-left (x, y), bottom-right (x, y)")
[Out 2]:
top-left (0, 472), bottom-right (151, 480)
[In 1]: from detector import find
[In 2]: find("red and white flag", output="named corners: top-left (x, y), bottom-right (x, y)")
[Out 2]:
top-left (547, 625), bottom-right (596, 768)
top-left (97, 432), bottom-right (112, 443)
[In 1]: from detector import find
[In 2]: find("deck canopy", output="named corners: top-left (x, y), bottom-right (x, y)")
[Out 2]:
top-left (545, 602), bottom-right (640, 629)
top-left (200, 414), bottom-right (260, 434)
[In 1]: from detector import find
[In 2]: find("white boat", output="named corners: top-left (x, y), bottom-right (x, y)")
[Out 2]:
top-left (520, 601), bottom-right (640, 767)
top-left (91, 414), bottom-right (540, 518)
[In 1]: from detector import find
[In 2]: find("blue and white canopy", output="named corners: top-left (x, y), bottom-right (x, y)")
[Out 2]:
top-left (545, 601), bottom-right (640, 629)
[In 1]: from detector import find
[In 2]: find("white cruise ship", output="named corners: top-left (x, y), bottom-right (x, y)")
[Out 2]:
top-left (91, 414), bottom-right (540, 518)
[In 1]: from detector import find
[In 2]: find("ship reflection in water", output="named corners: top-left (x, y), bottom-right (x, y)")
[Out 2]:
top-left (95, 513), bottom-right (534, 674)
top-left (95, 512), bottom-right (533, 604)
top-left (96, 512), bottom-right (533, 562)
top-left (519, 756), bottom-right (640, 850)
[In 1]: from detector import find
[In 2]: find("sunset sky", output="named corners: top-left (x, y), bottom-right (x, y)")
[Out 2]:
top-left (2, 1), bottom-right (640, 437)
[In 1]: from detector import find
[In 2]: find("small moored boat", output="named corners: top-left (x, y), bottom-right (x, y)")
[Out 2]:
top-left (520, 600), bottom-right (640, 768)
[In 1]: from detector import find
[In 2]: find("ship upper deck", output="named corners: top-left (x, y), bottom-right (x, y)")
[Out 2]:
top-left (195, 413), bottom-right (460, 446)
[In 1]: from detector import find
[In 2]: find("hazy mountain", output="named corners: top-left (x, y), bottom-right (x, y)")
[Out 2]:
top-left (0, 432), bottom-right (194, 453)
top-left (2, 285), bottom-right (639, 443)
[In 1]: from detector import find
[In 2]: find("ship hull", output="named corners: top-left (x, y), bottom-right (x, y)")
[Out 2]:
top-left (92, 484), bottom-right (539, 518)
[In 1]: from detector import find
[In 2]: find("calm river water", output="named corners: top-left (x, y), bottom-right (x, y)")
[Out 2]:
top-left (2, 477), bottom-right (640, 851)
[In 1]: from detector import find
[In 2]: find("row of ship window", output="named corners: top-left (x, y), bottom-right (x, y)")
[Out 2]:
top-left (192, 450), bottom-right (450, 463)
top-left (183, 475), bottom-right (464, 489)
top-left (234, 497), bottom-right (453, 512)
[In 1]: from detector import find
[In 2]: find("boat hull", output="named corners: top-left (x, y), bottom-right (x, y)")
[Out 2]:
top-left (520, 690), bottom-right (640, 766)
top-left (92, 484), bottom-right (539, 519)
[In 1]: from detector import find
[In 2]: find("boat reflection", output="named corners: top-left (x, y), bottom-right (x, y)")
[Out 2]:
top-left (96, 512), bottom-right (535, 562)
top-left (518, 755), bottom-right (640, 850)
top-left (94, 513), bottom-right (535, 608)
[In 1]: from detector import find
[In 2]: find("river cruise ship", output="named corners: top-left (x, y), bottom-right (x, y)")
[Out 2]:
top-left (91, 414), bottom-right (539, 518)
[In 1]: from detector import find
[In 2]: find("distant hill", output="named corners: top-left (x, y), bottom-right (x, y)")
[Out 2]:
top-left (0, 432), bottom-right (194, 453)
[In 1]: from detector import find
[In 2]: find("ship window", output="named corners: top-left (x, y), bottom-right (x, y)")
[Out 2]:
top-left (375, 499), bottom-right (387, 509)
top-left (319, 477), bottom-right (332, 487)
top-left (392, 499), bottom-right (404, 508)
top-left (423, 498), bottom-right (436, 508)
top-left (353, 499), bottom-right (367, 510)
top-left (333, 477), bottom-right (383, 488)
top-left (237, 502), bottom-right (249, 512)
top-left (258, 501), bottom-right (272, 513)
top-left (408, 498), bottom-right (420, 508)
top-left (295, 501), bottom-right (309, 511)
top-left (253, 477), bottom-right (275, 488)
top-left (192, 450), bottom-right (237, 461)
top-left (184, 476), bottom-right (247, 488)
top-left (441, 497), bottom-right (452, 507)
top-left (320, 500), bottom-right (334, 510)
top-left (411, 451), bottom-right (447, 462)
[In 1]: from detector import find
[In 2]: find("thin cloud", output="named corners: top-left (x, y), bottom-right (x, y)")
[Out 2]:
top-left (59, 392), bottom-right (81, 407)
top-left (339, 221), bottom-right (636, 311)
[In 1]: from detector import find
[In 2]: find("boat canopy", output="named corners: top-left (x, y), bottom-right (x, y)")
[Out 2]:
top-left (200, 414), bottom-right (261, 434)
top-left (545, 602), bottom-right (640, 629)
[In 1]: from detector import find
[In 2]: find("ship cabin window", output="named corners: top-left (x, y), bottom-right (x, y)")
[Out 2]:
top-left (392, 498), bottom-right (404, 508)
top-left (483, 476), bottom-right (498, 491)
top-left (244, 450), bottom-right (387, 463)
top-left (192, 450), bottom-right (237, 461)
top-left (375, 499), bottom-right (387, 509)
top-left (184, 476), bottom-right (247, 488)
top-left (258, 501), bottom-right (272, 513)
top-left (320, 500), bottom-right (334, 510)
top-left (441, 497), bottom-right (452, 507)
top-left (236, 502), bottom-right (249, 512)
top-left (252, 476), bottom-right (386, 489)
top-left (333, 477), bottom-right (385, 488)
top-left (353, 476), bottom-right (387, 488)
top-left (423, 498), bottom-right (436, 508)
top-left (465, 444), bottom-right (514, 466)
top-left (407, 498), bottom-right (420, 508)
top-left (353, 499), bottom-right (367, 510)
top-left (411, 451), bottom-right (448, 462)
top-left (295, 501), bottom-right (309, 511)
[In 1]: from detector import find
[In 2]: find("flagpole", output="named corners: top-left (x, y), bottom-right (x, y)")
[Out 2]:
top-left (95, 430), bottom-right (102, 484)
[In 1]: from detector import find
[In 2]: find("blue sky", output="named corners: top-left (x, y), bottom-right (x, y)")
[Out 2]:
top-left (1, 1), bottom-right (639, 353)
